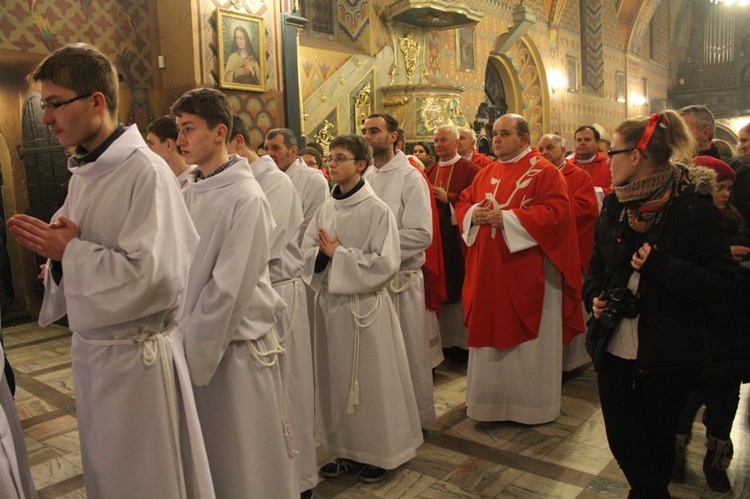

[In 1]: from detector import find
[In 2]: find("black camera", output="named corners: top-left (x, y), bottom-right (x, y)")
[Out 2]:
top-left (598, 287), bottom-right (639, 329)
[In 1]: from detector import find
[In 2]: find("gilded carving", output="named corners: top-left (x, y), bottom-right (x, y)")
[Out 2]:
top-left (418, 97), bottom-right (451, 134)
top-left (354, 83), bottom-right (372, 128)
top-left (321, 95), bottom-right (328, 103)
top-left (383, 96), bottom-right (411, 107)
top-left (314, 120), bottom-right (336, 147)
top-left (417, 97), bottom-right (467, 135)
top-left (399, 32), bottom-right (420, 84)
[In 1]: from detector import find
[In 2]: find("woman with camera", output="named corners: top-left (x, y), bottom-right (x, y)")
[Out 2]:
top-left (583, 111), bottom-right (736, 498)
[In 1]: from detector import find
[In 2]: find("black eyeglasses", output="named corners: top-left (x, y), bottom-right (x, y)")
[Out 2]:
top-left (40, 93), bottom-right (94, 111)
top-left (326, 156), bottom-right (357, 165)
top-left (607, 147), bottom-right (636, 159)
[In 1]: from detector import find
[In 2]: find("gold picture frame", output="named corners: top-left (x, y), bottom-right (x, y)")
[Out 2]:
top-left (217, 9), bottom-right (266, 92)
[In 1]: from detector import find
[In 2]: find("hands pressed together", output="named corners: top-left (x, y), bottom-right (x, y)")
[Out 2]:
top-left (318, 228), bottom-right (340, 258)
top-left (471, 199), bottom-right (503, 229)
top-left (6, 214), bottom-right (79, 262)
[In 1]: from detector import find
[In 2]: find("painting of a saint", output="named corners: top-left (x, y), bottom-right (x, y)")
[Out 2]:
top-left (218, 9), bottom-right (266, 91)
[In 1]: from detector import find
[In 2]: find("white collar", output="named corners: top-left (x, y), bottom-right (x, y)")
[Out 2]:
top-left (499, 147), bottom-right (532, 164)
top-left (438, 153), bottom-right (461, 166)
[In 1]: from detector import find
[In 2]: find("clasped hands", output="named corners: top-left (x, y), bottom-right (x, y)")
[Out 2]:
top-left (7, 214), bottom-right (79, 261)
top-left (318, 228), bottom-right (340, 258)
top-left (471, 199), bottom-right (503, 228)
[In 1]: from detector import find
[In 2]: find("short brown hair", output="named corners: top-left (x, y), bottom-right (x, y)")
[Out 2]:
top-left (171, 88), bottom-right (233, 143)
top-left (147, 115), bottom-right (179, 142)
top-left (30, 43), bottom-right (119, 117)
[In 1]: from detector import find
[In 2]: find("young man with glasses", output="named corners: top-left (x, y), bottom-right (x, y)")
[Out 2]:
top-left (7, 43), bottom-right (213, 498)
top-left (303, 134), bottom-right (422, 484)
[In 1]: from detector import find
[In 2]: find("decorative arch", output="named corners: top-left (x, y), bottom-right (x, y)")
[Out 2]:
top-left (620, 0), bottom-right (664, 53)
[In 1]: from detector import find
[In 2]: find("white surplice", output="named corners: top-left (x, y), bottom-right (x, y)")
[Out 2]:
top-left (302, 180), bottom-right (423, 470)
top-left (285, 157), bottom-right (331, 365)
top-left (38, 125), bottom-right (214, 498)
top-left (364, 151), bottom-right (436, 425)
top-left (462, 210), bottom-right (563, 424)
top-left (180, 158), bottom-right (296, 498)
top-left (249, 156), bottom-right (317, 492)
top-left (285, 157), bottom-right (330, 247)
top-left (0, 343), bottom-right (36, 499)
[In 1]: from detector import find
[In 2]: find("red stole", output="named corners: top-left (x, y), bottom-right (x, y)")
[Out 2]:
top-left (456, 150), bottom-right (584, 349)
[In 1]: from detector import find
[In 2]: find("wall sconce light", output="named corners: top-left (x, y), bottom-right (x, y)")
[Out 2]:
top-left (630, 94), bottom-right (648, 107)
top-left (549, 69), bottom-right (567, 94)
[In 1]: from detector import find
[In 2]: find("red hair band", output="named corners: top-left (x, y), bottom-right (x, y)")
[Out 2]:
top-left (636, 113), bottom-right (662, 155)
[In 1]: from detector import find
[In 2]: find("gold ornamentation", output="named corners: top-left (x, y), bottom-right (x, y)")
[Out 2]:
top-left (383, 96), bottom-right (410, 107)
top-left (419, 97), bottom-right (450, 134)
top-left (399, 32), bottom-right (420, 84)
top-left (303, 112), bottom-right (309, 121)
top-left (339, 77), bottom-right (346, 85)
top-left (321, 95), bottom-right (328, 103)
top-left (356, 59), bottom-right (363, 68)
top-left (354, 83), bottom-right (372, 128)
top-left (313, 120), bottom-right (336, 147)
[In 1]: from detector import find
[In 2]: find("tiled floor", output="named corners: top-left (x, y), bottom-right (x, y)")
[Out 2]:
top-left (4, 321), bottom-right (750, 498)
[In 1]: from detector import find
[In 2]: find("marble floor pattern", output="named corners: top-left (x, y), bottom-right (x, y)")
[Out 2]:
top-left (4, 321), bottom-right (750, 498)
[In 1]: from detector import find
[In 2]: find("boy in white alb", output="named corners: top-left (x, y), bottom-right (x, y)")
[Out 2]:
top-left (172, 88), bottom-right (296, 498)
top-left (302, 134), bottom-right (423, 483)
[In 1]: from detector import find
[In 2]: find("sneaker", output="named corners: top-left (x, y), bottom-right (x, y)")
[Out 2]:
top-left (357, 465), bottom-right (388, 483)
top-left (319, 458), bottom-right (360, 478)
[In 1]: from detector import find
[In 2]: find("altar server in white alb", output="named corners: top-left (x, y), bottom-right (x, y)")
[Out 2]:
top-left (303, 134), bottom-right (423, 484)
top-left (172, 88), bottom-right (297, 498)
top-left (362, 113), bottom-right (436, 426)
top-left (0, 341), bottom-right (36, 499)
top-left (228, 116), bottom-right (317, 496)
top-left (8, 43), bottom-right (214, 498)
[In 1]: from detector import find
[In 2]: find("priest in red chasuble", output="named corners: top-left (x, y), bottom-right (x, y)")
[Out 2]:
top-left (455, 114), bottom-right (584, 424)
top-left (425, 125), bottom-right (480, 363)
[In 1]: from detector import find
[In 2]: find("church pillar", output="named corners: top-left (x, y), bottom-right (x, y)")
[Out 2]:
top-left (280, 4), bottom-right (308, 145)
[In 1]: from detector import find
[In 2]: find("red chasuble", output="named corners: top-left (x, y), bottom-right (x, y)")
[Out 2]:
top-left (409, 158), bottom-right (447, 313)
top-left (561, 160), bottom-right (599, 273)
top-left (470, 151), bottom-right (494, 169)
top-left (456, 150), bottom-right (584, 350)
top-left (571, 151), bottom-right (612, 194)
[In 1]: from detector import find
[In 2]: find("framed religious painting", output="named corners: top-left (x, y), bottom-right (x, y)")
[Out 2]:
top-left (457, 27), bottom-right (475, 72)
top-left (217, 9), bottom-right (266, 92)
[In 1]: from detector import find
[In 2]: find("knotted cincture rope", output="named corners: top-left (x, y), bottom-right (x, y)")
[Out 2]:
top-left (77, 325), bottom-right (187, 499)
top-left (272, 277), bottom-right (300, 344)
top-left (347, 290), bottom-right (383, 414)
top-left (388, 269), bottom-right (419, 316)
top-left (246, 329), bottom-right (298, 459)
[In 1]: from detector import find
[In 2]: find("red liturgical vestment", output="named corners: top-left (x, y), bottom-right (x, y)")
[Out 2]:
top-left (456, 150), bottom-right (585, 350)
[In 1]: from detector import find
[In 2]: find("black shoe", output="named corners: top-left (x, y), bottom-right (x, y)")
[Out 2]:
top-left (452, 347), bottom-right (469, 365)
top-left (300, 489), bottom-right (314, 499)
top-left (320, 458), bottom-right (360, 478)
top-left (357, 465), bottom-right (388, 483)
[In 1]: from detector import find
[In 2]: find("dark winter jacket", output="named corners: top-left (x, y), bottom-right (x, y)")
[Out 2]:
top-left (583, 165), bottom-right (737, 375)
